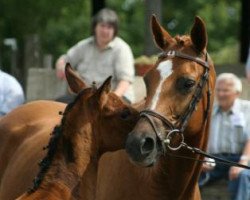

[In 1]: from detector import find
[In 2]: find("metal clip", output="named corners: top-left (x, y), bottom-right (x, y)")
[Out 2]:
top-left (164, 129), bottom-right (184, 151)
top-left (166, 51), bottom-right (176, 59)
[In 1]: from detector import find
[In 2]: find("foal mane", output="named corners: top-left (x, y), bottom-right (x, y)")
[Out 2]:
top-left (29, 87), bottom-right (95, 193)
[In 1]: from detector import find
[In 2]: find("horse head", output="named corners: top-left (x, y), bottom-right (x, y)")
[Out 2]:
top-left (65, 63), bottom-right (139, 155)
top-left (126, 16), bottom-right (216, 167)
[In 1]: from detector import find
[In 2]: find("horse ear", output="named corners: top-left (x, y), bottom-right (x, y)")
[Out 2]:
top-left (65, 63), bottom-right (87, 94)
top-left (191, 16), bottom-right (208, 52)
top-left (151, 15), bottom-right (175, 50)
top-left (95, 76), bottom-right (112, 109)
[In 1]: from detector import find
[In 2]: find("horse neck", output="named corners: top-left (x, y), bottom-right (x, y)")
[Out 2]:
top-left (18, 182), bottom-right (74, 200)
top-left (78, 160), bottom-right (98, 200)
top-left (144, 135), bottom-right (204, 199)
top-left (39, 113), bottom-right (99, 195)
top-left (146, 102), bottom-right (212, 199)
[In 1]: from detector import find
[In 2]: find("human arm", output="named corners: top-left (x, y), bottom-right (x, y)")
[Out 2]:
top-left (113, 80), bottom-right (130, 97)
top-left (55, 39), bottom-right (87, 80)
top-left (229, 139), bottom-right (250, 180)
top-left (55, 56), bottom-right (67, 80)
top-left (113, 40), bottom-right (134, 97)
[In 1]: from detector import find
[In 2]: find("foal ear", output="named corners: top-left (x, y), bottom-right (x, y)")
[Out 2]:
top-left (65, 63), bottom-right (87, 94)
top-left (95, 76), bottom-right (112, 109)
top-left (191, 16), bottom-right (208, 52)
top-left (151, 15), bottom-right (175, 50)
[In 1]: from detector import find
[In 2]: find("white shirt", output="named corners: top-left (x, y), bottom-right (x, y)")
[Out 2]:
top-left (208, 99), bottom-right (250, 154)
top-left (64, 37), bottom-right (134, 87)
top-left (0, 70), bottom-right (25, 116)
top-left (63, 36), bottom-right (135, 101)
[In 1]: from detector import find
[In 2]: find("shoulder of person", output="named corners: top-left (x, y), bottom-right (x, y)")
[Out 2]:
top-left (0, 70), bottom-right (16, 82)
top-left (211, 103), bottom-right (219, 116)
top-left (76, 37), bottom-right (94, 48)
top-left (237, 99), bottom-right (250, 112)
top-left (112, 37), bottom-right (131, 50)
top-left (0, 70), bottom-right (23, 91)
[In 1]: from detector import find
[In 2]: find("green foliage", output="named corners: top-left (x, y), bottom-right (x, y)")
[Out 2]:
top-left (0, 0), bottom-right (241, 71)
top-left (40, 1), bottom-right (91, 58)
top-left (161, 0), bottom-right (241, 63)
top-left (0, 0), bottom-right (91, 66)
top-left (210, 43), bottom-right (239, 65)
top-left (107, 0), bottom-right (145, 57)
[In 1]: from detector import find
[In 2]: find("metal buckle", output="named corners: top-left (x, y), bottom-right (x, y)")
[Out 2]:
top-left (166, 50), bottom-right (176, 59)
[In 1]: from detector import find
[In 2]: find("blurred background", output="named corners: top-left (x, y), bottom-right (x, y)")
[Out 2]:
top-left (0, 0), bottom-right (249, 101)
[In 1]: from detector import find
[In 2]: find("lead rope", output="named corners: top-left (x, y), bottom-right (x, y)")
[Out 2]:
top-left (164, 141), bottom-right (250, 170)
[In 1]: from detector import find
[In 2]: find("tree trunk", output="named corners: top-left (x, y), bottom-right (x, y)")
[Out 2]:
top-left (92, 0), bottom-right (106, 16)
top-left (240, 0), bottom-right (250, 63)
top-left (144, 0), bottom-right (162, 56)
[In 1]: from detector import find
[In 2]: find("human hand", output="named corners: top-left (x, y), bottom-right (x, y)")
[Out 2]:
top-left (229, 166), bottom-right (244, 180)
top-left (201, 158), bottom-right (216, 172)
top-left (56, 58), bottom-right (66, 80)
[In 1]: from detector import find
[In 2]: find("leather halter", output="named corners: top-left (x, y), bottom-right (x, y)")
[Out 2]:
top-left (139, 50), bottom-right (250, 170)
top-left (140, 50), bottom-right (210, 151)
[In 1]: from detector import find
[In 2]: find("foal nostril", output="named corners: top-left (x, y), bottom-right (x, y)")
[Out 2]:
top-left (140, 137), bottom-right (155, 155)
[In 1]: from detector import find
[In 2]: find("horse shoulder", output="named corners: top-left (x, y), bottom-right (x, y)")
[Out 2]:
top-left (0, 100), bottom-right (65, 200)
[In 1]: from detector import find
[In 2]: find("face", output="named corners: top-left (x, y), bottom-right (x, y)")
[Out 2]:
top-left (125, 15), bottom-right (215, 168)
top-left (99, 93), bottom-right (139, 153)
top-left (215, 79), bottom-right (239, 111)
top-left (95, 22), bottom-right (115, 47)
top-left (125, 57), bottom-right (205, 167)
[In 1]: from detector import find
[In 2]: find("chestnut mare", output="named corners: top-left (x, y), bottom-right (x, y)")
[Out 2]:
top-left (96, 16), bottom-right (216, 200)
top-left (0, 64), bottom-right (138, 200)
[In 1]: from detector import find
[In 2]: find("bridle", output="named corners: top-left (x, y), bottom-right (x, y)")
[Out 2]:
top-left (141, 50), bottom-right (210, 151)
top-left (140, 50), bottom-right (250, 170)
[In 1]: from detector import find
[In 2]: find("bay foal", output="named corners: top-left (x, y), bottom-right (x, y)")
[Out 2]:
top-left (0, 64), bottom-right (138, 200)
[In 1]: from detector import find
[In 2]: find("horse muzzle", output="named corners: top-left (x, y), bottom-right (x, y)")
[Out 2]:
top-left (125, 131), bottom-right (159, 167)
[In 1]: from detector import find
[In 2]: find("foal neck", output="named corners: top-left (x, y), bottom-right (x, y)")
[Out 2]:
top-left (29, 103), bottom-right (99, 198)
top-left (44, 117), bottom-right (97, 189)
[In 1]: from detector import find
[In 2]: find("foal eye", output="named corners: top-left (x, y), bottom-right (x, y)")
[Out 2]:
top-left (120, 108), bottom-right (131, 120)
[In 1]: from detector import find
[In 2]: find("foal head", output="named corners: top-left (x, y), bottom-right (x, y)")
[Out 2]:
top-left (30, 64), bottom-right (139, 192)
top-left (64, 63), bottom-right (139, 154)
top-left (126, 16), bottom-right (216, 167)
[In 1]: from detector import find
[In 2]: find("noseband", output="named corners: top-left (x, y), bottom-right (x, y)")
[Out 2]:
top-left (140, 50), bottom-right (210, 151)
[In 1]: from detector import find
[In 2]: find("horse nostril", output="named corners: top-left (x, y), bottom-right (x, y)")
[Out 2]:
top-left (140, 137), bottom-right (155, 155)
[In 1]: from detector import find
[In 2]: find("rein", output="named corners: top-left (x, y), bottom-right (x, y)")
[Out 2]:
top-left (140, 50), bottom-right (250, 170)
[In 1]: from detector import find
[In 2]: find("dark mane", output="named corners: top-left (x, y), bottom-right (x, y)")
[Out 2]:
top-left (28, 87), bottom-right (94, 193)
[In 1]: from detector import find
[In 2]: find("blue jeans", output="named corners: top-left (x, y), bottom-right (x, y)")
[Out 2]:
top-left (229, 169), bottom-right (250, 200)
top-left (199, 154), bottom-right (250, 200)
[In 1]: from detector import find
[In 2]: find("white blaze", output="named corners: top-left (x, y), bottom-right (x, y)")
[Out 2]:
top-left (150, 60), bottom-right (173, 110)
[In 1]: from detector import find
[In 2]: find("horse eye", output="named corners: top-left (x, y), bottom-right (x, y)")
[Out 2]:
top-left (120, 108), bottom-right (131, 120)
top-left (176, 77), bottom-right (196, 94)
top-left (184, 80), bottom-right (195, 89)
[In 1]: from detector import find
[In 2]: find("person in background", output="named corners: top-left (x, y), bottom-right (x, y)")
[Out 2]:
top-left (55, 8), bottom-right (134, 103)
top-left (0, 68), bottom-right (25, 116)
top-left (199, 73), bottom-right (250, 200)
top-left (246, 47), bottom-right (250, 81)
